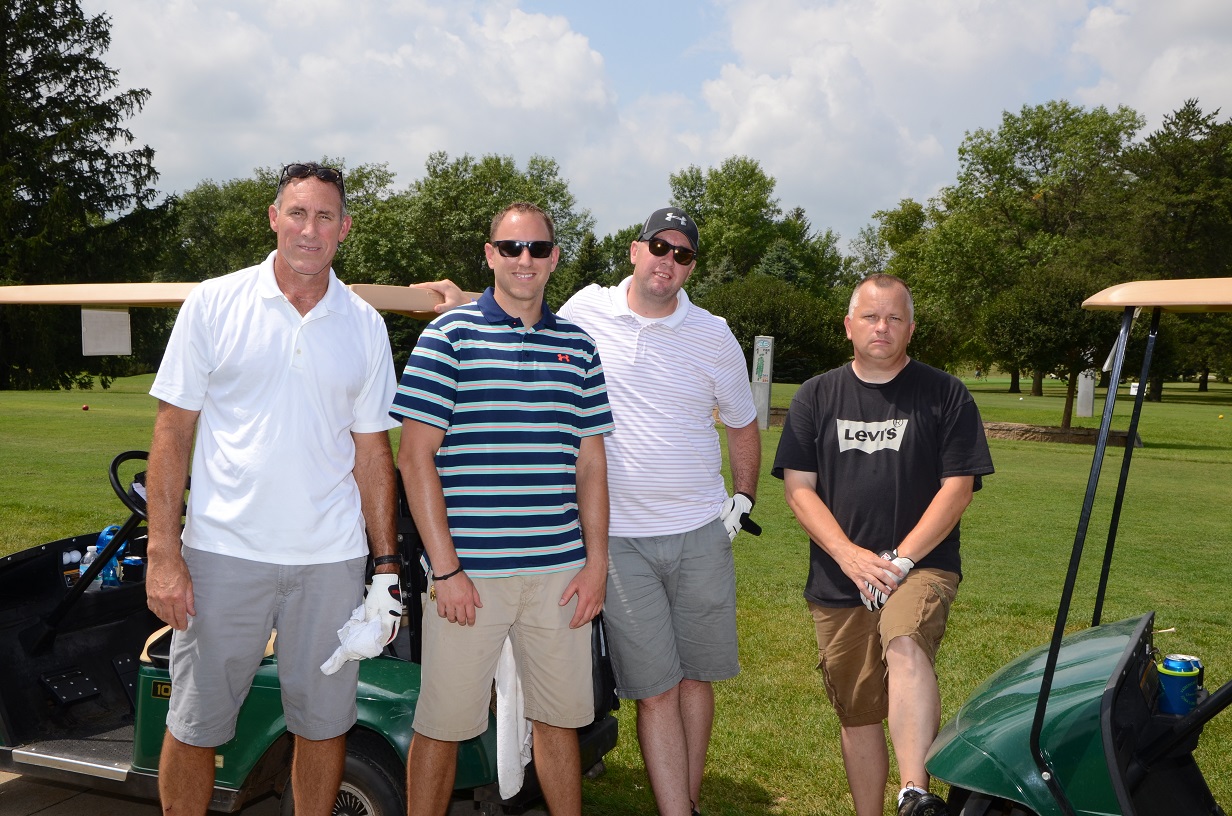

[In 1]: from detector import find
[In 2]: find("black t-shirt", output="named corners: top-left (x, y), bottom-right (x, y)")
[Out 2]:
top-left (772, 360), bottom-right (994, 607)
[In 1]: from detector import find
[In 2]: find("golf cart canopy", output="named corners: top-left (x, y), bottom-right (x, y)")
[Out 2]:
top-left (0, 281), bottom-right (475, 320)
top-left (1083, 277), bottom-right (1232, 313)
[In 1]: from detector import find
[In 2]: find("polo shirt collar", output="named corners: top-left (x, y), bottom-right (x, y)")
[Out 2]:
top-left (611, 276), bottom-right (692, 329)
top-left (257, 251), bottom-right (350, 314)
top-left (476, 287), bottom-right (557, 330)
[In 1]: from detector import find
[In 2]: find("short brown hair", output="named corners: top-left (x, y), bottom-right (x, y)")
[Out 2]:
top-left (490, 202), bottom-right (555, 243)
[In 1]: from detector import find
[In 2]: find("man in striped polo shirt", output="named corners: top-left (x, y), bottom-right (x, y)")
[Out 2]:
top-left (391, 201), bottom-right (613, 816)
top-left (414, 206), bottom-right (761, 816)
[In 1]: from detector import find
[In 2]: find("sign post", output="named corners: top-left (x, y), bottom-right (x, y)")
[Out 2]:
top-left (752, 336), bottom-right (774, 430)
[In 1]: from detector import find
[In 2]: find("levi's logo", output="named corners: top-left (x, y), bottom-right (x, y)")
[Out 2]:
top-left (836, 419), bottom-right (908, 454)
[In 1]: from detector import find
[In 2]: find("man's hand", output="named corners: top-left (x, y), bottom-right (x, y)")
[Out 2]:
top-left (560, 562), bottom-right (606, 629)
top-left (411, 280), bottom-right (470, 313)
top-left (364, 574), bottom-right (404, 645)
top-left (720, 492), bottom-right (757, 541)
top-left (432, 569), bottom-right (483, 626)
top-left (146, 547), bottom-right (195, 630)
top-left (862, 549), bottom-right (915, 612)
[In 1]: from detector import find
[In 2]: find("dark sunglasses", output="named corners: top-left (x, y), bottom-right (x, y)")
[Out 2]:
top-left (646, 237), bottom-right (696, 265)
top-left (278, 162), bottom-right (346, 201)
top-left (492, 240), bottom-right (555, 259)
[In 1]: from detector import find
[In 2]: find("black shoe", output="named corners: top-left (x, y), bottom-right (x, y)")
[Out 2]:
top-left (898, 787), bottom-right (949, 816)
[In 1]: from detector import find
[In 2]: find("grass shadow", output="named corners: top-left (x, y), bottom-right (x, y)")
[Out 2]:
top-left (584, 763), bottom-right (778, 815)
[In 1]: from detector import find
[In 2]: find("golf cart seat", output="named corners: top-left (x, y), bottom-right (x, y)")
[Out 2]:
top-left (140, 625), bottom-right (276, 669)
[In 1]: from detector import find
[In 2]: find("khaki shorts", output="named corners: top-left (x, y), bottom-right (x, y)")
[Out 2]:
top-left (414, 568), bottom-right (594, 741)
top-left (808, 568), bottom-right (958, 727)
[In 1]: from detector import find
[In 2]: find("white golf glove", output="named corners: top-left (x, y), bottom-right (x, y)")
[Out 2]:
top-left (861, 549), bottom-right (916, 612)
top-left (363, 573), bottom-right (403, 646)
top-left (720, 493), bottom-right (755, 541)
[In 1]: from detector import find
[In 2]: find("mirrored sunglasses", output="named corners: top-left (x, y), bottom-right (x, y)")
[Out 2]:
top-left (646, 237), bottom-right (696, 265)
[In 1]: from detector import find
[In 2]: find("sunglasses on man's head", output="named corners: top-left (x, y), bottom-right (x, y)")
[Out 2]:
top-left (492, 240), bottom-right (555, 259)
top-left (279, 163), bottom-right (346, 200)
top-left (646, 237), bottom-right (696, 266)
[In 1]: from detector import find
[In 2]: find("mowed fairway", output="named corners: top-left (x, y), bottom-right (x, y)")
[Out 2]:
top-left (1, 376), bottom-right (1229, 814)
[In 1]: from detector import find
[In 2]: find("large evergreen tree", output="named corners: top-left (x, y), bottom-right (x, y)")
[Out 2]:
top-left (0, 0), bottom-right (158, 389)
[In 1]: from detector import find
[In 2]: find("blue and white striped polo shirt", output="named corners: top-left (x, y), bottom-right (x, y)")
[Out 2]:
top-left (390, 288), bottom-right (614, 577)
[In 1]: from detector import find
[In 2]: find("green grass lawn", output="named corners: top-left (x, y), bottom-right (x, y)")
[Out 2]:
top-left (1, 375), bottom-right (1230, 814)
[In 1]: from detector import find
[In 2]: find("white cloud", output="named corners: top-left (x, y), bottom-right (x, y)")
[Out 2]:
top-left (83, 0), bottom-right (1232, 249)
top-left (1071, 0), bottom-right (1232, 128)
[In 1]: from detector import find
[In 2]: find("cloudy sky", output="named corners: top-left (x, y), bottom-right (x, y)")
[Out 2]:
top-left (83, 0), bottom-right (1232, 249)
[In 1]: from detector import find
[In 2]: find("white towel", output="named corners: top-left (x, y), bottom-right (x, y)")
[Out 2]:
top-left (495, 636), bottom-right (533, 799)
top-left (320, 604), bottom-right (386, 675)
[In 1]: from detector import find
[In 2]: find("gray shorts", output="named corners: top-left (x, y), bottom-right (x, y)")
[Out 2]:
top-left (604, 518), bottom-right (739, 699)
top-left (167, 547), bottom-right (366, 747)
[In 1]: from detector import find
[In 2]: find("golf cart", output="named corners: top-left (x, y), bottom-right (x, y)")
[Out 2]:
top-left (0, 450), bottom-right (618, 814)
top-left (926, 278), bottom-right (1232, 816)
top-left (0, 281), bottom-right (617, 815)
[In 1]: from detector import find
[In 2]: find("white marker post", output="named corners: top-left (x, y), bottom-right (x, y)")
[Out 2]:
top-left (751, 336), bottom-right (774, 430)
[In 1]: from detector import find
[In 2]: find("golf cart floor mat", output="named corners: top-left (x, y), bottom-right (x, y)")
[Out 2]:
top-left (40, 667), bottom-right (102, 706)
top-left (112, 653), bottom-right (139, 710)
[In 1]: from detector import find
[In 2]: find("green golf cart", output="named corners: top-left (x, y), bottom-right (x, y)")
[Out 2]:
top-left (0, 450), bottom-right (618, 815)
top-left (926, 277), bottom-right (1232, 816)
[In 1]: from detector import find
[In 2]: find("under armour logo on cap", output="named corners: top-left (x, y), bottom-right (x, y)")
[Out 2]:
top-left (638, 206), bottom-right (700, 252)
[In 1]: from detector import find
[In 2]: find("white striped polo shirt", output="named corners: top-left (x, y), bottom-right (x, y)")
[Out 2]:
top-left (560, 277), bottom-right (757, 537)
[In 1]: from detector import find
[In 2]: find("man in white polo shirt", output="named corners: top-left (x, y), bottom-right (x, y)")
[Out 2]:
top-left (145, 162), bottom-right (402, 816)
top-left (417, 206), bottom-right (761, 816)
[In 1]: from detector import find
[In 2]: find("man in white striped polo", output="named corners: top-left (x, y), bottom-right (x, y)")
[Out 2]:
top-left (558, 207), bottom-right (761, 816)
top-left (392, 201), bottom-right (614, 816)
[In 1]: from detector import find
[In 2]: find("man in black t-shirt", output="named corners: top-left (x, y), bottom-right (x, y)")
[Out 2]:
top-left (773, 274), bottom-right (993, 816)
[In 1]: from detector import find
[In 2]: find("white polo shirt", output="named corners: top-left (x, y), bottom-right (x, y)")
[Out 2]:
top-left (559, 277), bottom-right (757, 537)
top-left (150, 252), bottom-right (398, 564)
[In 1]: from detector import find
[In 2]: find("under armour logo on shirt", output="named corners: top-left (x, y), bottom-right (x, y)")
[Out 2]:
top-left (557, 354), bottom-right (571, 362)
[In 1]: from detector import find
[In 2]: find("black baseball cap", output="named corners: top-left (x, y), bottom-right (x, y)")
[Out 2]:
top-left (638, 207), bottom-right (700, 252)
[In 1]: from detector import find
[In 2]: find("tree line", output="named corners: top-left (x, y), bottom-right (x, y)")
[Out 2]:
top-left (4, 1), bottom-right (1232, 425)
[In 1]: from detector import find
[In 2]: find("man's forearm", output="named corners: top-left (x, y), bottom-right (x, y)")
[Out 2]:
top-left (576, 434), bottom-right (610, 570)
top-left (147, 401), bottom-right (198, 552)
top-left (353, 430), bottom-right (398, 571)
top-left (725, 420), bottom-right (762, 499)
top-left (397, 420), bottom-right (460, 573)
top-left (895, 476), bottom-right (975, 562)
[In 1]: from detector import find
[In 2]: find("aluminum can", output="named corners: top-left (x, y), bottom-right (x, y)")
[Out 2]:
top-left (1163, 654), bottom-right (1205, 685)
top-left (1158, 653), bottom-right (1203, 715)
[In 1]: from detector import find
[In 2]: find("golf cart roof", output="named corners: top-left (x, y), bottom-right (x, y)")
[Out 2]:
top-left (0, 281), bottom-right (469, 319)
top-left (1083, 277), bottom-right (1232, 313)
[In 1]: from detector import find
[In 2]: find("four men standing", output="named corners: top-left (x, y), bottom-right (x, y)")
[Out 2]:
top-left (146, 165), bottom-right (988, 816)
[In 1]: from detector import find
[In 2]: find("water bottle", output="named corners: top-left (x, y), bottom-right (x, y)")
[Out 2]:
top-left (95, 525), bottom-right (123, 588)
top-left (79, 545), bottom-right (103, 592)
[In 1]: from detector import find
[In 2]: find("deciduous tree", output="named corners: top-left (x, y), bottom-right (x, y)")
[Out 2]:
top-left (0, 0), bottom-right (159, 389)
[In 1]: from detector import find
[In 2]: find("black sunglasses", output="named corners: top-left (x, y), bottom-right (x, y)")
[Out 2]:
top-left (492, 240), bottom-right (555, 259)
top-left (279, 162), bottom-right (346, 201)
top-left (646, 237), bottom-right (696, 265)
